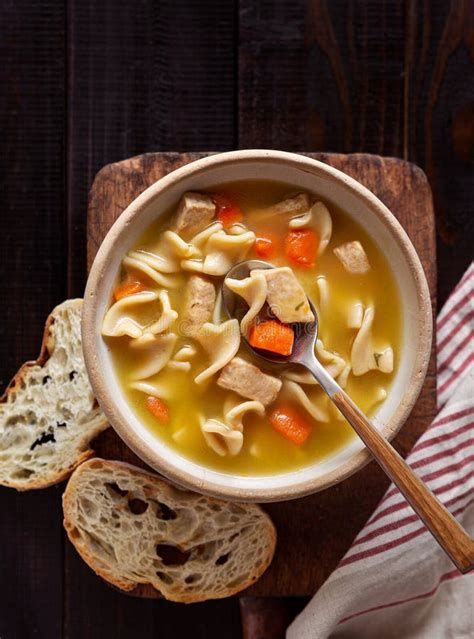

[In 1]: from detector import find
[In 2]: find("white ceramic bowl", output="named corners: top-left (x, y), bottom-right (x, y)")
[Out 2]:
top-left (82, 150), bottom-right (432, 502)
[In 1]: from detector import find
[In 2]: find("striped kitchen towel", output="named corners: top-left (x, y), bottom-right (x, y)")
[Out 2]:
top-left (288, 263), bottom-right (474, 639)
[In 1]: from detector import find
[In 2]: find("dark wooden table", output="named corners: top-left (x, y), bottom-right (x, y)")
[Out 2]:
top-left (1, 2), bottom-right (472, 638)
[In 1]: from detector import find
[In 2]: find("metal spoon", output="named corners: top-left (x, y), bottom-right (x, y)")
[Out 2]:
top-left (223, 259), bottom-right (474, 573)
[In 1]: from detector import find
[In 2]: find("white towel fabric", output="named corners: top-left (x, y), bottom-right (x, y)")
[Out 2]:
top-left (288, 263), bottom-right (474, 639)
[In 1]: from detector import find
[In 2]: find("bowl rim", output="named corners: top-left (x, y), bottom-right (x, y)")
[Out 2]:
top-left (82, 149), bottom-right (433, 502)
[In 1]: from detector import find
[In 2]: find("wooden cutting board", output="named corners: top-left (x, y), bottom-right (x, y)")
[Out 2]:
top-left (87, 152), bottom-right (436, 597)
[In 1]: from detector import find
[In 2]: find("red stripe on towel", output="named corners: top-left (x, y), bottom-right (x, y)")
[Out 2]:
top-left (337, 569), bottom-right (460, 625)
top-left (438, 329), bottom-right (473, 373)
top-left (413, 420), bottom-right (474, 454)
top-left (437, 269), bottom-right (473, 320)
top-left (438, 352), bottom-right (474, 395)
top-left (437, 289), bottom-right (474, 331)
top-left (411, 438), bottom-right (474, 470)
top-left (340, 502), bottom-right (473, 567)
top-left (437, 313), bottom-right (473, 355)
top-left (366, 470), bottom-right (474, 527)
top-left (382, 456), bottom-right (474, 503)
top-left (353, 489), bottom-right (474, 548)
top-left (429, 407), bottom-right (474, 429)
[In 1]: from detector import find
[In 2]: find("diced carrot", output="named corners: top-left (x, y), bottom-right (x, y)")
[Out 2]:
top-left (269, 403), bottom-right (312, 446)
top-left (212, 193), bottom-right (243, 228)
top-left (284, 229), bottom-right (319, 268)
top-left (114, 280), bottom-right (146, 301)
top-left (248, 319), bottom-right (294, 356)
top-left (146, 396), bottom-right (170, 424)
top-left (254, 232), bottom-right (278, 258)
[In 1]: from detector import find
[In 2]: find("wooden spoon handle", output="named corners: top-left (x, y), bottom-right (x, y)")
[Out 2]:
top-left (332, 390), bottom-right (474, 573)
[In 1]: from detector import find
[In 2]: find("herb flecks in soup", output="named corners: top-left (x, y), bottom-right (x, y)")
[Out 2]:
top-left (102, 181), bottom-right (402, 475)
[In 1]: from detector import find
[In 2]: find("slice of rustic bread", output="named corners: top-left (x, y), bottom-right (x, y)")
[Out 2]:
top-left (0, 299), bottom-right (108, 490)
top-left (63, 459), bottom-right (277, 602)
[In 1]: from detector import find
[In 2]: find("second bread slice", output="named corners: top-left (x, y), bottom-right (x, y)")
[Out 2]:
top-left (63, 459), bottom-right (276, 602)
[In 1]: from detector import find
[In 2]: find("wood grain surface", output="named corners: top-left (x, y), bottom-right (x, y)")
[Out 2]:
top-left (0, 3), bottom-right (66, 637)
top-left (87, 151), bottom-right (437, 597)
top-left (1, 1), bottom-right (471, 637)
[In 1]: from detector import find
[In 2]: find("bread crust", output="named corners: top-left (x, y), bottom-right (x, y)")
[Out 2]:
top-left (63, 459), bottom-right (277, 602)
top-left (0, 299), bottom-right (108, 490)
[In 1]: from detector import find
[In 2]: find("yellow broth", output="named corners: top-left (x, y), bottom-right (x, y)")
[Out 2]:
top-left (106, 180), bottom-right (402, 475)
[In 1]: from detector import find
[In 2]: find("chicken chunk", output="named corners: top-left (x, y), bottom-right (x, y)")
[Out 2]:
top-left (217, 357), bottom-right (282, 406)
top-left (333, 241), bottom-right (370, 275)
top-left (182, 275), bottom-right (216, 338)
top-left (272, 193), bottom-right (310, 216)
top-left (254, 267), bottom-right (314, 324)
top-left (173, 192), bottom-right (216, 238)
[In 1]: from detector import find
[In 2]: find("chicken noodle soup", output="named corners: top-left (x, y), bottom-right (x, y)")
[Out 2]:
top-left (103, 181), bottom-right (402, 475)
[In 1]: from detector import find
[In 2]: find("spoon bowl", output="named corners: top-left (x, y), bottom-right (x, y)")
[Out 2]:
top-left (223, 259), bottom-right (321, 367)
